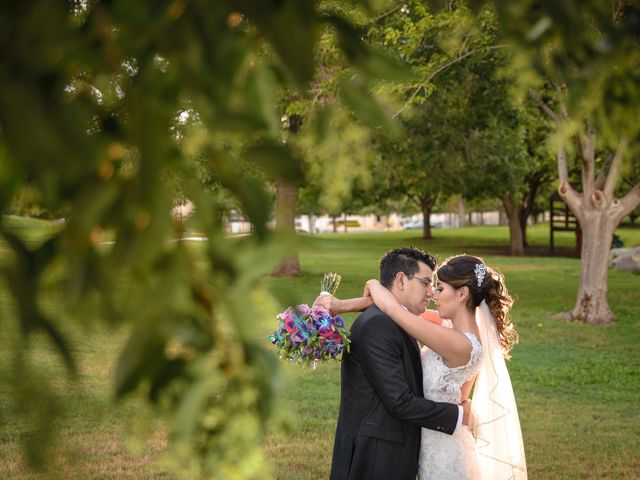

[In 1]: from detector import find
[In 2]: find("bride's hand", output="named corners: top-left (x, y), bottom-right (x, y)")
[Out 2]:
top-left (461, 399), bottom-right (473, 428)
top-left (313, 293), bottom-right (343, 315)
top-left (364, 279), bottom-right (400, 313)
top-left (362, 279), bottom-right (378, 298)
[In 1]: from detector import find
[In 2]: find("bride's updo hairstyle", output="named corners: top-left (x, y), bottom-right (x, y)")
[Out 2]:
top-left (436, 255), bottom-right (518, 356)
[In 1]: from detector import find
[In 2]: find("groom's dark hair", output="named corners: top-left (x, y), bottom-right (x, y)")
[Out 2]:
top-left (379, 247), bottom-right (437, 288)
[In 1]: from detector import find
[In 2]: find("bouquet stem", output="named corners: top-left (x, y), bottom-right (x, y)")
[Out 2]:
top-left (320, 273), bottom-right (341, 296)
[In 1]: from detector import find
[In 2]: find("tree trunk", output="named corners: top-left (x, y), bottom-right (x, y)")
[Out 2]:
top-left (271, 180), bottom-right (300, 277)
top-left (519, 170), bottom-right (550, 247)
top-left (420, 194), bottom-right (437, 239)
top-left (457, 196), bottom-right (466, 227)
top-left (343, 212), bottom-right (348, 233)
top-left (309, 213), bottom-right (316, 235)
top-left (570, 212), bottom-right (616, 323)
top-left (332, 214), bottom-right (337, 233)
top-left (502, 196), bottom-right (525, 256)
top-left (272, 113), bottom-right (303, 277)
top-left (519, 211), bottom-right (529, 247)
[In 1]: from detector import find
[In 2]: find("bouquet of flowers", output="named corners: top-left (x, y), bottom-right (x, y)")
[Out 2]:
top-left (269, 273), bottom-right (350, 368)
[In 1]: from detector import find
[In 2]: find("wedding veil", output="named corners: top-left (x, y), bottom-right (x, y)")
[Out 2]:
top-left (471, 300), bottom-right (527, 479)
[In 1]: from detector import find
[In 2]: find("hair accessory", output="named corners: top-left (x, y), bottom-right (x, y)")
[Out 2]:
top-left (474, 263), bottom-right (487, 287)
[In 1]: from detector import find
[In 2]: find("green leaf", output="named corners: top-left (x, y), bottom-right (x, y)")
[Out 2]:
top-left (173, 368), bottom-right (224, 443)
top-left (325, 14), bottom-right (415, 81)
top-left (339, 79), bottom-right (401, 137)
top-left (114, 325), bottom-right (167, 398)
top-left (243, 66), bottom-right (281, 136)
top-left (237, 0), bottom-right (317, 88)
top-left (148, 357), bottom-right (187, 402)
top-left (208, 151), bottom-right (273, 238)
top-left (361, 49), bottom-right (416, 82)
top-left (245, 142), bottom-right (303, 183)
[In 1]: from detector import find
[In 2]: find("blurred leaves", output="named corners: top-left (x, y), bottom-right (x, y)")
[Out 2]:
top-left (0, 0), bottom-right (411, 475)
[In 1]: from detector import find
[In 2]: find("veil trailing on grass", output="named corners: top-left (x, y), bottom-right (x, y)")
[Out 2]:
top-left (472, 301), bottom-right (527, 479)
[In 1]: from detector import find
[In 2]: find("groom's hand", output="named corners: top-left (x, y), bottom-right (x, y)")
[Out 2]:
top-left (461, 399), bottom-right (473, 427)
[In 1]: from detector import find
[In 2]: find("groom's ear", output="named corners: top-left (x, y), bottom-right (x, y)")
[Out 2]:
top-left (395, 271), bottom-right (406, 290)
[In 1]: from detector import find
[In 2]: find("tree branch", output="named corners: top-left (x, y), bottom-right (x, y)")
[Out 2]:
top-left (576, 125), bottom-right (597, 199)
top-left (594, 163), bottom-right (608, 190)
top-left (558, 181), bottom-right (584, 223)
top-left (393, 44), bottom-right (508, 119)
top-left (603, 137), bottom-right (629, 198)
top-left (619, 182), bottom-right (640, 219)
top-left (557, 142), bottom-right (569, 184)
top-left (554, 82), bottom-right (569, 119)
top-left (556, 139), bottom-right (583, 220)
top-left (372, 2), bottom-right (404, 23)
top-left (528, 90), bottom-right (560, 121)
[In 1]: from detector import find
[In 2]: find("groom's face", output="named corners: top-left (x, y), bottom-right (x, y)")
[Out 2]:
top-left (402, 261), bottom-right (435, 315)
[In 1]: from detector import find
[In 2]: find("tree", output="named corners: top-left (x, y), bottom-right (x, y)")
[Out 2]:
top-left (269, 1), bottom-right (410, 268)
top-left (371, 1), bottom-right (556, 254)
top-left (530, 88), bottom-right (640, 323)
top-left (370, 2), bottom-right (498, 240)
top-left (463, 105), bottom-right (555, 256)
top-left (510, 0), bottom-right (640, 323)
top-left (424, 0), bottom-right (640, 321)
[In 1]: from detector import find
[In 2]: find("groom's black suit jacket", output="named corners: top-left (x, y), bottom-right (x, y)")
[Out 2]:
top-left (329, 305), bottom-right (459, 480)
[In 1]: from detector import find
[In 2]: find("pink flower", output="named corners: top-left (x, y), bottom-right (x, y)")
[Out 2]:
top-left (318, 326), bottom-right (332, 337)
top-left (278, 307), bottom-right (295, 322)
top-left (284, 318), bottom-right (298, 333)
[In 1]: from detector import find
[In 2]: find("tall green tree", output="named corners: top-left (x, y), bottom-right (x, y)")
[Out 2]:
top-left (372, 1), bottom-right (555, 254)
top-left (370, 2), bottom-right (494, 240)
top-left (269, 1), bottom-right (411, 270)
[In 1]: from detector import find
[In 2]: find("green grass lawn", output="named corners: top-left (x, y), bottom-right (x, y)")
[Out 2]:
top-left (1, 220), bottom-right (639, 479)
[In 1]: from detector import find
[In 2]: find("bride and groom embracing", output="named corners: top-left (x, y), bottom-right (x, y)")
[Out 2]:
top-left (315, 247), bottom-right (527, 480)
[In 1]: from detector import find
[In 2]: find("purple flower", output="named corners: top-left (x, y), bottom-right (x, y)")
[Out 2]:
top-left (311, 305), bottom-right (328, 321)
top-left (297, 304), bottom-right (311, 316)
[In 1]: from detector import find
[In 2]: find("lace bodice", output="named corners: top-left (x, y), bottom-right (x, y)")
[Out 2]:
top-left (420, 322), bottom-right (483, 404)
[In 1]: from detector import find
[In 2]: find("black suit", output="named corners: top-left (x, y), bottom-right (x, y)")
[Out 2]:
top-left (330, 305), bottom-right (459, 480)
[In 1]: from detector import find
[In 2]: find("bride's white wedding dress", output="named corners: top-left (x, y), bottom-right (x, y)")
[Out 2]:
top-left (418, 322), bottom-right (483, 480)
top-left (419, 304), bottom-right (528, 480)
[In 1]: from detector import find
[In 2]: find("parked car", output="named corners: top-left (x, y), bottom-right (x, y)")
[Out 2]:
top-left (403, 220), bottom-right (423, 230)
top-left (403, 220), bottom-right (442, 230)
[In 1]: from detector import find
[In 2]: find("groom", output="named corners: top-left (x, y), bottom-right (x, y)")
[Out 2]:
top-left (329, 247), bottom-right (468, 480)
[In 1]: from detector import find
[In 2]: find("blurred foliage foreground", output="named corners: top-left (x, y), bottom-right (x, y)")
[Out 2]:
top-left (0, 1), bottom-right (409, 477)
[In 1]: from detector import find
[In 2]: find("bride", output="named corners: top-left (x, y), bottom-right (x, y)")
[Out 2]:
top-left (318, 254), bottom-right (527, 479)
